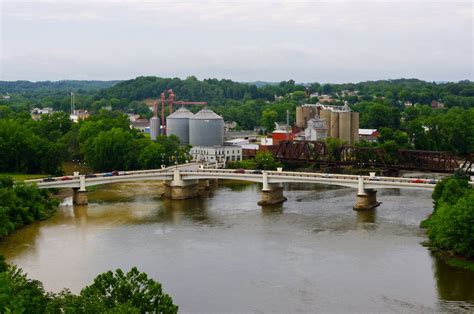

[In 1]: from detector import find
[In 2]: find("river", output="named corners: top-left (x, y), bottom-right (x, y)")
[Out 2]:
top-left (1, 181), bottom-right (473, 313)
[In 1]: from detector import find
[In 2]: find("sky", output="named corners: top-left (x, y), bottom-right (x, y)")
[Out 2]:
top-left (0, 0), bottom-right (473, 83)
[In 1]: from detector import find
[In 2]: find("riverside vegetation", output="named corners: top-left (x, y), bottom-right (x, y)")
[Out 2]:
top-left (422, 172), bottom-right (474, 271)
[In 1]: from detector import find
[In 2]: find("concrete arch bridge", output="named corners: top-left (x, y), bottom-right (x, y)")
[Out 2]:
top-left (26, 163), bottom-right (465, 211)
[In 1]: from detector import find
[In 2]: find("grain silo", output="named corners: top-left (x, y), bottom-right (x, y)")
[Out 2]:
top-left (189, 108), bottom-right (224, 146)
top-left (166, 107), bottom-right (194, 145)
top-left (150, 117), bottom-right (160, 141)
top-left (296, 105), bottom-right (319, 128)
top-left (320, 109), bottom-right (332, 137)
top-left (339, 111), bottom-right (352, 144)
top-left (351, 112), bottom-right (359, 144)
top-left (296, 107), bottom-right (304, 128)
top-left (330, 111), bottom-right (340, 139)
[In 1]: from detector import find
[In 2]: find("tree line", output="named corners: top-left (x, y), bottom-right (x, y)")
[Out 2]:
top-left (0, 110), bottom-right (189, 174)
top-left (1, 77), bottom-right (473, 175)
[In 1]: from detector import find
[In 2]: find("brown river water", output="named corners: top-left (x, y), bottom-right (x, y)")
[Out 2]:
top-left (1, 181), bottom-right (473, 313)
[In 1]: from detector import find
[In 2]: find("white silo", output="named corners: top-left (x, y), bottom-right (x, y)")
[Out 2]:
top-left (189, 108), bottom-right (224, 146)
top-left (150, 116), bottom-right (160, 141)
top-left (166, 107), bottom-right (194, 145)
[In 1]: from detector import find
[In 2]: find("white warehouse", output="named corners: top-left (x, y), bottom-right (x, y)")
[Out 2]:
top-left (190, 146), bottom-right (242, 163)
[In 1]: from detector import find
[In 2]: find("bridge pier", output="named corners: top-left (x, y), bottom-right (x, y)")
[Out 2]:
top-left (163, 169), bottom-right (199, 200)
top-left (258, 172), bottom-right (287, 206)
top-left (353, 176), bottom-right (381, 211)
top-left (197, 179), bottom-right (210, 191)
top-left (72, 175), bottom-right (88, 205)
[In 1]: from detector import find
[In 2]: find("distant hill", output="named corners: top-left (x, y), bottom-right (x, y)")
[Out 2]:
top-left (241, 81), bottom-right (279, 87)
top-left (0, 80), bottom-right (121, 93)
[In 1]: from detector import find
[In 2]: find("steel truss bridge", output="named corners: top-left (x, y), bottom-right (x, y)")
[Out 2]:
top-left (267, 141), bottom-right (473, 173)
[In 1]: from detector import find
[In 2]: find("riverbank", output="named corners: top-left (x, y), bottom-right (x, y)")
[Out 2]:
top-left (424, 242), bottom-right (474, 272)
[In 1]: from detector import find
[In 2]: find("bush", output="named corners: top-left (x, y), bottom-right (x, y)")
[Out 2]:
top-left (0, 176), bottom-right (59, 238)
top-left (428, 191), bottom-right (474, 257)
top-left (426, 176), bottom-right (474, 258)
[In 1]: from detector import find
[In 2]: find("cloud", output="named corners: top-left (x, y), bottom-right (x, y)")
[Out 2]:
top-left (1, 0), bottom-right (472, 82)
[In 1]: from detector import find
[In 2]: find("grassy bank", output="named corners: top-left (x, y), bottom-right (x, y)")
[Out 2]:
top-left (1, 173), bottom-right (48, 181)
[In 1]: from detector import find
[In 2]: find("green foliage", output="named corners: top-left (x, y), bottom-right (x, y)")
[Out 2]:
top-left (227, 159), bottom-right (257, 170)
top-left (0, 266), bottom-right (49, 313)
top-left (228, 151), bottom-right (281, 170)
top-left (0, 175), bottom-right (58, 238)
top-left (260, 109), bottom-right (278, 132)
top-left (426, 176), bottom-right (474, 259)
top-left (0, 262), bottom-right (178, 314)
top-left (428, 191), bottom-right (474, 258)
top-left (326, 138), bottom-right (347, 161)
top-left (78, 267), bottom-right (178, 313)
top-left (254, 151), bottom-right (282, 170)
top-left (0, 119), bottom-right (65, 174)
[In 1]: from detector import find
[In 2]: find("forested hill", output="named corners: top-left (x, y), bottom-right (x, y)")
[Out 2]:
top-left (0, 80), bottom-right (120, 93)
top-left (98, 76), bottom-right (262, 104)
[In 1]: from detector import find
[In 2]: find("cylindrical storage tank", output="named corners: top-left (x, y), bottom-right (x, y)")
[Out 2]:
top-left (351, 112), bottom-right (359, 145)
top-left (189, 108), bottom-right (224, 146)
top-left (301, 106), bottom-right (315, 129)
top-left (339, 111), bottom-right (352, 144)
top-left (330, 111), bottom-right (339, 139)
top-left (296, 107), bottom-right (304, 128)
top-left (150, 117), bottom-right (160, 141)
top-left (320, 110), bottom-right (332, 137)
top-left (166, 107), bottom-right (194, 145)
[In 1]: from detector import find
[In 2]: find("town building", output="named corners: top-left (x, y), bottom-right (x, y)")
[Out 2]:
top-left (31, 107), bottom-right (54, 120)
top-left (70, 109), bottom-right (90, 123)
top-left (296, 103), bottom-right (359, 145)
top-left (130, 118), bottom-right (150, 133)
top-left (190, 146), bottom-right (242, 163)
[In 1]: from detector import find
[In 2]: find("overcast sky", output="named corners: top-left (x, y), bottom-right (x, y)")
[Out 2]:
top-left (1, 0), bottom-right (472, 83)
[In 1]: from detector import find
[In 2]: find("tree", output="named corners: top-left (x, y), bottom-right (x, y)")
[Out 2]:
top-left (83, 128), bottom-right (146, 171)
top-left (254, 151), bottom-right (281, 170)
top-left (0, 263), bottom-right (178, 314)
top-left (260, 109), bottom-right (278, 132)
top-left (0, 266), bottom-right (49, 313)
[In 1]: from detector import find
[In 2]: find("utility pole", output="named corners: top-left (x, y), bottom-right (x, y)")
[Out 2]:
top-left (286, 109), bottom-right (290, 141)
top-left (70, 92), bottom-right (75, 114)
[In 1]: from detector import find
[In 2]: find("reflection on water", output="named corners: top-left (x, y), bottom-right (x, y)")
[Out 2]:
top-left (0, 180), bottom-right (473, 312)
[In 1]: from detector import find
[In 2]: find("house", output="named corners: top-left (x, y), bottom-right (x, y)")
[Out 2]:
top-left (130, 119), bottom-right (150, 132)
top-left (431, 100), bottom-right (445, 109)
top-left (359, 129), bottom-right (379, 142)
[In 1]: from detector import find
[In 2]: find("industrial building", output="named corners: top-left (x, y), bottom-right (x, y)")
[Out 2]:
top-left (304, 117), bottom-right (328, 141)
top-left (295, 103), bottom-right (359, 145)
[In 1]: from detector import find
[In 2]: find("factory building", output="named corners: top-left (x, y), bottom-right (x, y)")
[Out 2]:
top-left (304, 117), bottom-right (328, 141)
top-left (296, 103), bottom-right (359, 145)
